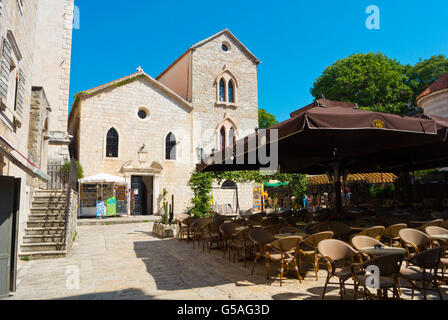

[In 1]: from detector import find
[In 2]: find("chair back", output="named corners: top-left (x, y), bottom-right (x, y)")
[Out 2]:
top-left (383, 223), bottom-right (407, 239)
top-left (286, 216), bottom-right (302, 227)
top-left (262, 224), bottom-right (281, 236)
top-left (279, 226), bottom-right (298, 234)
top-left (425, 226), bottom-right (448, 237)
top-left (358, 226), bottom-right (385, 240)
top-left (234, 219), bottom-right (249, 226)
top-left (318, 239), bottom-right (358, 262)
top-left (399, 228), bottom-right (432, 249)
top-left (248, 214), bottom-right (263, 225)
top-left (219, 222), bottom-right (238, 237)
top-left (422, 219), bottom-right (444, 229)
top-left (329, 221), bottom-right (352, 236)
top-left (260, 216), bottom-right (279, 226)
top-left (351, 235), bottom-right (383, 251)
top-left (249, 228), bottom-right (276, 248)
top-left (182, 216), bottom-right (199, 227)
top-left (191, 218), bottom-right (212, 231)
top-left (360, 253), bottom-right (404, 276)
top-left (271, 236), bottom-right (302, 253)
top-left (441, 220), bottom-right (448, 229)
top-left (205, 221), bottom-right (221, 234)
top-left (303, 231), bottom-right (334, 248)
top-left (407, 246), bottom-right (445, 270)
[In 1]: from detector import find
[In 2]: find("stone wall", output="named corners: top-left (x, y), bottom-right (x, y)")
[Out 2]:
top-left (32, 0), bottom-right (74, 164)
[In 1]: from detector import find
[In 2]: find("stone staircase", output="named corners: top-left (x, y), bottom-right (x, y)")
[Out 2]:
top-left (19, 190), bottom-right (68, 260)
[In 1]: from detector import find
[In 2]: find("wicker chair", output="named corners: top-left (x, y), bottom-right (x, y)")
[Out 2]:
top-left (329, 221), bottom-right (353, 241)
top-left (247, 214), bottom-right (264, 226)
top-left (279, 226), bottom-right (299, 234)
top-left (318, 239), bottom-right (362, 299)
top-left (399, 228), bottom-right (433, 260)
top-left (220, 222), bottom-right (238, 261)
top-left (400, 247), bottom-right (445, 300)
top-left (266, 236), bottom-right (303, 286)
top-left (351, 253), bottom-right (404, 300)
top-left (203, 221), bottom-right (222, 253)
top-left (191, 218), bottom-right (212, 249)
top-left (425, 226), bottom-right (448, 278)
top-left (349, 226), bottom-right (385, 243)
top-left (417, 219), bottom-right (444, 232)
top-left (260, 216), bottom-right (279, 226)
top-left (231, 227), bottom-right (254, 268)
top-left (262, 224), bottom-right (282, 236)
top-left (178, 216), bottom-right (199, 242)
top-left (298, 231), bottom-right (334, 280)
top-left (249, 228), bottom-right (276, 277)
top-left (351, 235), bottom-right (385, 262)
top-left (382, 223), bottom-right (407, 247)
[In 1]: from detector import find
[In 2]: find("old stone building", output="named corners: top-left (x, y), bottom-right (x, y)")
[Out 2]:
top-left (417, 72), bottom-right (448, 117)
top-left (0, 0), bottom-right (74, 265)
top-left (69, 29), bottom-right (260, 216)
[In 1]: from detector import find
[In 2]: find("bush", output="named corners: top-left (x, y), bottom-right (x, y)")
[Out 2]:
top-left (61, 161), bottom-right (84, 180)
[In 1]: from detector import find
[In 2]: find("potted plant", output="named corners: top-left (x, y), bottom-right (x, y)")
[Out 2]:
top-left (152, 189), bottom-right (177, 238)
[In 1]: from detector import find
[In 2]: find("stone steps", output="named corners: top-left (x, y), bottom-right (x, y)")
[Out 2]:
top-left (27, 220), bottom-right (66, 228)
top-left (23, 234), bottom-right (65, 243)
top-left (20, 189), bottom-right (69, 261)
top-left (24, 227), bottom-right (65, 236)
top-left (18, 251), bottom-right (67, 261)
top-left (28, 214), bottom-right (65, 221)
top-left (20, 242), bottom-right (66, 253)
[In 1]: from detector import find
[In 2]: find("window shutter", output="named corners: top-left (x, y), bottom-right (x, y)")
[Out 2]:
top-left (15, 69), bottom-right (25, 118)
top-left (0, 39), bottom-right (11, 104)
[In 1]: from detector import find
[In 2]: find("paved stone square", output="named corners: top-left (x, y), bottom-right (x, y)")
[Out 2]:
top-left (5, 222), bottom-right (447, 300)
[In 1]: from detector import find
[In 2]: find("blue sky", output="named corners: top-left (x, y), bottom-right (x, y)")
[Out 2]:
top-left (69, 0), bottom-right (448, 122)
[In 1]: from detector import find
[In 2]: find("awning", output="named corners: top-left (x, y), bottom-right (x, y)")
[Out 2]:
top-left (307, 172), bottom-right (398, 185)
top-left (264, 182), bottom-right (289, 188)
top-left (80, 173), bottom-right (126, 184)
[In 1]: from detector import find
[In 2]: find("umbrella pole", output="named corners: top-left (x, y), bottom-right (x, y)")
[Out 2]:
top-left (333, 164), bottom-right (343, 216)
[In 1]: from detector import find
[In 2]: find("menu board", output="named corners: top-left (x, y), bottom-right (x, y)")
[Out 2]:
top-left (106, 197), bottom-right (117, 217)
top-left (96, 201), bottom-right (106, 218)
top-left (253, 184), bottom-right (263, 213)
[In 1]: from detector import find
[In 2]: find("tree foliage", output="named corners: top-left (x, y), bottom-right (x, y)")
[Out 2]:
top-left (407, 55), bottom-right (448, 104)
top-left (259, 108), bottom-right (279, 129)
top-left (61, 161), bottom-right (84, 180)
top-left (311, 52), bottom-right (414, 114)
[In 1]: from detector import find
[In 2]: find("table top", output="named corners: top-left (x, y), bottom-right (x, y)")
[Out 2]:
top-left (360, 246), bottom-right (407, 256)
top-left (296, 221), bottom-right (318, 226)
top-left (235, 225), bottom-right (260, 232)
top-left (409, 220), bottom-right (433, 225)
top-left (274, 232), bottom-right (307, 239)
top-left (431, 234), bottom-right (448, 240)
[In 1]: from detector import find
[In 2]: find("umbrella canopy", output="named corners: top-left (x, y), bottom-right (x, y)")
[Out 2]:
top-left (80, 173), bottom-right (126, 184)
top-left (197, 99), bottom-right (440, 174)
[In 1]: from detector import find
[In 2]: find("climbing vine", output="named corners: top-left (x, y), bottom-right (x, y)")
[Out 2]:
top-left (187, 170), bottom-right (308, 217)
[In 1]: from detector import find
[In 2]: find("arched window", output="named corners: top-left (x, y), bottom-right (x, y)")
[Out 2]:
top-left (219, 79), bottom-right (226, 102)
top-left (165, 132), bottom-right (176, 160)
top-left (220, 127), bottom-right (226, 151)
top-left (228, 80), bottom-right (234, 103)
top-left (229, 127), bottom-right (236, 151)
top-left (106, 128), bottom-right (119, 158)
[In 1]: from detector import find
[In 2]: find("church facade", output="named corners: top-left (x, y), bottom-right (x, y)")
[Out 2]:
top-left (68, 29), bottom-right (260, 216)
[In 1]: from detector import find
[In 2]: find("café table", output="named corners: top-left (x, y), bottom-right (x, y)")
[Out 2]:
top-left (360, 246), bottom-right (407, 257)
top-left (235, 225), bottom-right (260, 232)
top-left (274, 232), bottom-right (307, 239)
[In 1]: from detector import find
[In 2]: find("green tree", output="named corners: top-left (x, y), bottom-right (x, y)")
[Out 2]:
top-left (311, 52), bottom-right (414, 114)
top-left (407, 55), bottom-right (448, 104)
top-left (61, 161), bottom-right (84, 180)
top-left (259, 109), bottom-right (279, 129)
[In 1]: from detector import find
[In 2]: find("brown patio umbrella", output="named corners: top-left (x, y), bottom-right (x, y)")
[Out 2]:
top-left (197, 99), bottom-right (441, 214)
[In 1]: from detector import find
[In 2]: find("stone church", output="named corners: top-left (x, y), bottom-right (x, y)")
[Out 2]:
top-left (68, 29), bottom-right (261, 216)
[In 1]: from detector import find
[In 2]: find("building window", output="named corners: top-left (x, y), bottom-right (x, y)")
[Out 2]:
top-left (215, 70), bottom-right (238, 106)
top-left (106, 128), bottom-right (119, 158)
top-left (220, 127), bottom-right (226, 151)
top-left (219, 79), bottom-right (225, 102)
top-left (228, 80), bottom-right (235, 103)
top-left (165, 132), bottom-right (176, 160)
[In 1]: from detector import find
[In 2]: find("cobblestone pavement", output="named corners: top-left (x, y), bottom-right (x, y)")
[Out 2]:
top-left (5, 222), bottom-right (447, 300)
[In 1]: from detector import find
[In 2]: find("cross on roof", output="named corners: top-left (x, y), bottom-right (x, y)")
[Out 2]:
top-left (137, 66), bottom-right (144, 73)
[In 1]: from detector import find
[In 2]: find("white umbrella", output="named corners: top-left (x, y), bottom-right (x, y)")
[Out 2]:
top-left (80, 173), bottom-right (125, 184)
